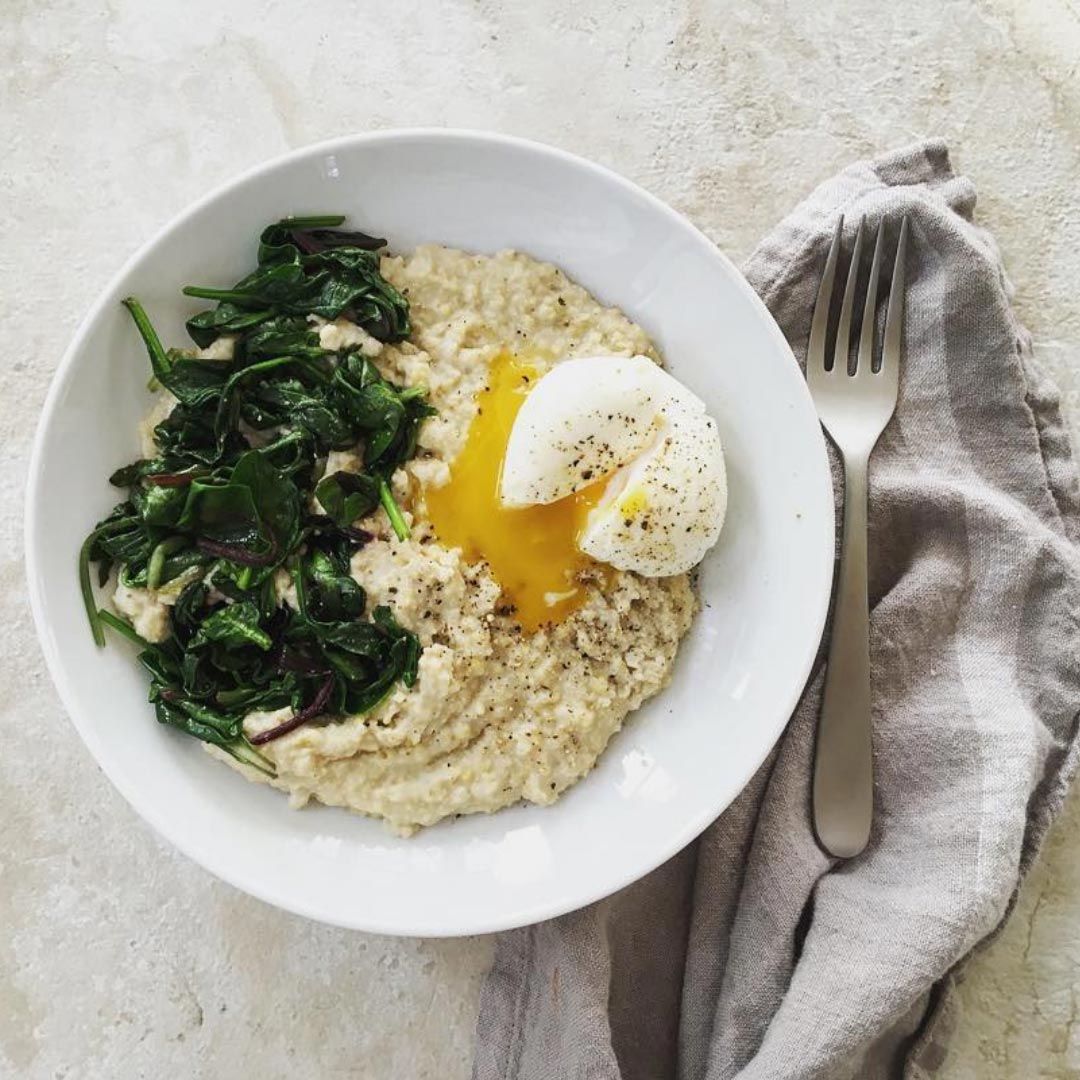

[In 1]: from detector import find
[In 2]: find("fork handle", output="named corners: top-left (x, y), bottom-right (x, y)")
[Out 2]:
top-left (813, 451), bottom-right (873, 858)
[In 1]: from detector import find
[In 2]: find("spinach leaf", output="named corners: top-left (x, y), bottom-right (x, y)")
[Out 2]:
top-left (153, 400), bottom-right (240, 468)
top-left (373, 604), bottom-right (421, 687)
top-left (341, 658), bottom-right (403, 716)
top-left (328, 356), bottom-right (434, 540)
top-left (320, 620), bottom-right (388, 659)
top-left (228, 448), bottom-right (300, 553)
top-left (186, 302), bottom-right (272, 349)
top-left (190, 601), bottom-right (273, 651)
top-left (109, 460), bottom-right (150, 487)
top-left (333, 355), bottom-right (436, 471)
top-left (251, 378), bottom-right (353, 450)
top-left (91, 511), bottom-right (153, 567)
top-left (314, 471), bottom-right (380, 528)
top-left (293, 228), bottom-right (386, 252)
top-left (175, 447), bottom-right (299, 570)
top-left (259, 215), bottom-right (386, 257)
top-left (132, 482), bottom-right (187, 528)
top-left (182, 216), bottom-right (410, 343)
top-left (302, 548), bottom-right (366, 623)
top-left (153, 695), bottom-right (275, 775)
top-left (179, 476), bottom-right (264, 547)
top-left (171, 580), bottom-right (209, 643)
top-left (242, 315), bottom-right (328, 362)
top-left (212, 356), bottom-right (298, 450)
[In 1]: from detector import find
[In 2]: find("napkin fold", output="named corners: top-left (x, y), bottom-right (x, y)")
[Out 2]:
top-left (471, 141), bottom-right (1080, 1080)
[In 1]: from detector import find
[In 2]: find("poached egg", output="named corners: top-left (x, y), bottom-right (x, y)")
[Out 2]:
top-left (424, 352), bottom-right (725, 632)
top-left (501, 355), bottom-right (726, 577)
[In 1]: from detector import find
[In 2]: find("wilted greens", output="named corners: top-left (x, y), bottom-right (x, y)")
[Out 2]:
top-left (80, 216), bottom-right (431, 773)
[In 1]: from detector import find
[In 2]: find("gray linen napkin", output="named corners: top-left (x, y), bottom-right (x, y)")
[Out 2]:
top-left (471, 141), bottom-right (1080, 1080)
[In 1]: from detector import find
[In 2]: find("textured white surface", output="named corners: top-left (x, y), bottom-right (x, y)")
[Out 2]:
top-left (2, 1), bottom-right (1079, 1076)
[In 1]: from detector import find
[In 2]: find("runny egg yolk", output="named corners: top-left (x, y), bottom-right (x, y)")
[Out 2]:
top-left (424, 352), bottom-right (607, 632)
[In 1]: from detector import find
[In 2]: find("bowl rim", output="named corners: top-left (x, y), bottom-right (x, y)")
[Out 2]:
top-left (25, 128), bottom-right (833, 935)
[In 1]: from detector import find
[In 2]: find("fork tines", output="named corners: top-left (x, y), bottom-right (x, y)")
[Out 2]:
top-left (809, 215), bottom-right (909, 379)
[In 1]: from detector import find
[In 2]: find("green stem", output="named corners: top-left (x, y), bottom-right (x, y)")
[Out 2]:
top-left (225, 737), bottom-right (277, 777)
top-left (181, 286), bottom-right (264, 305)
top-left (292, 562), bottom-right (310, 620)
top-left (98, 607), bottom-right (154, 651)
top-left (79, 518), bottom-right (138, 646)
top-left (215, 688), bottom-right (253, 707)
top-left (121, 297), bottom-right (168, 378)
top-left (220, 356), bottom-right (299, 398)
top-left (146, 536), bottom-right (188, 591)
top-left (378, 475), bottom-right (410, 541)
top-left (259, 429), bottom-right (306, 457)
top-left (278, 214), bottom-right (346, 228)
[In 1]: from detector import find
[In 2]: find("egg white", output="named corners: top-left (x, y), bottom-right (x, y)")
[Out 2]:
top-left (499, 355), bottom-right (727, 576)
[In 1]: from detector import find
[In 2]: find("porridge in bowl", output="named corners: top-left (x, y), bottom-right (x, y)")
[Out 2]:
top-left (81, 219), bottom-right (725, 834)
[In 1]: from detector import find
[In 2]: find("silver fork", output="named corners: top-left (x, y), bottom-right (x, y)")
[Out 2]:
top-left (807, 214), bottom-right (908, 858)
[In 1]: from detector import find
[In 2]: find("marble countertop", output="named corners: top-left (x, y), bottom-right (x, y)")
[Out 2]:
top-left (3, 1), bottom-right (1079, 1076)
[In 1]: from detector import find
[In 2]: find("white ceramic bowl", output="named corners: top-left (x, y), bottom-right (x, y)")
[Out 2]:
top-left (26, 130), bottom-right (833, 936)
